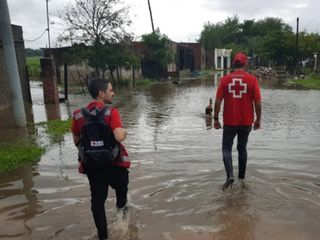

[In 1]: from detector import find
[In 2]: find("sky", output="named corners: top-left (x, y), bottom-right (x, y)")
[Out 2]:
top-left (7, 0), bottom-right (320, 49)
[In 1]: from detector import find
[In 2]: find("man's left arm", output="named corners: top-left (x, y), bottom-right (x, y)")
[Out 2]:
top-left (213, 98), bottom-right (223, 129)
top-left (253, 101), bottom-right (261, 130)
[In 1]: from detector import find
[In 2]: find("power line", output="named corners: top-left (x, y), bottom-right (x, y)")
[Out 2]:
top-left (24, 29), bottom-right (47, 42)
top-left (302, 13), bottom-right (320, 29)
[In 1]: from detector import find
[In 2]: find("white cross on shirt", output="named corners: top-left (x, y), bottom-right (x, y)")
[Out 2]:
top-left (228, 78), bottom-right (247, 98)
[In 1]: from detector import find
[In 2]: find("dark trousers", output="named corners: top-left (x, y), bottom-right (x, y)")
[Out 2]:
top-left (222, 125), bottom-right (252, 180)
top-left (87, 167), bottom-right (129, 240)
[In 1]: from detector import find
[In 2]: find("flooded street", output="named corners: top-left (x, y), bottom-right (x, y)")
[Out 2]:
top-left (0, 79), bottom-right (320, 240)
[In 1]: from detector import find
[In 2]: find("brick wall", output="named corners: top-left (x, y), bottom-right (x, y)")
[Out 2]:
top-left (40, 57), bottom-right (59, 104)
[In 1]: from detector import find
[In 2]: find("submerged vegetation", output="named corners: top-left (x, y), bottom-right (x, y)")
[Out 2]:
top-left (0, 119), bottom-right (71, 173)
top-left (287, 73), bottom-right (320, 89)
top-left (135, 78), bottom-right (155, 86)
top-left (0, 141), bottom-right (44, 173)
top-left (37, 119), bottom-right (71, 141)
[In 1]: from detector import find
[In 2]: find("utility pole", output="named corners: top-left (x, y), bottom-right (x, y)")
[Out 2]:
top-left (0, 0), bottom-right (27, 127)
top-left (147, 0), bottom-right (155, 33)
top-left (46, 0), bottom-right (51, 49)
top-left (295, 17), bottom-right (299, 75)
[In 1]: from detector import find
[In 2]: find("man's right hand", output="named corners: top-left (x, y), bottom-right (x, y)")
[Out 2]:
top-left (213, 120), bottom-right (222, 129)
top-left (253, 120), bottom-right (261, 130)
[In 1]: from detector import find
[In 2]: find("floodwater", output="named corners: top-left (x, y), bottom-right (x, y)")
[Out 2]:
top-left (0, 77), bottom-right (320, 240)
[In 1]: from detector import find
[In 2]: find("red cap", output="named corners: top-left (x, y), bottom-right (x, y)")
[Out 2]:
top-left (232, 52), bottom-right (248, 66)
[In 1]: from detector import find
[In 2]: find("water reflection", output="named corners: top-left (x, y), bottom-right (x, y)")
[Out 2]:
top-left (209, 187), bottom-right (257, 240)
top-left (0, 165), bottom-right (42, 238)
top-left (205, 115), bottom-right (213, 129)
top-left (0, 77), bottom-right (320, 239)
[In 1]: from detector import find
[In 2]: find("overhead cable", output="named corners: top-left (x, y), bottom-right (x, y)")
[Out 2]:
top-left (24, 29), bottom-right (47, 42)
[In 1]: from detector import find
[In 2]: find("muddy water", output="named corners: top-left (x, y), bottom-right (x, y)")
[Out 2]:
top-left (0, 79), bottom-right (320, 240)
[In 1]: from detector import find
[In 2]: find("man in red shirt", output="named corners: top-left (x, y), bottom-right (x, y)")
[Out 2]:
top-left (71, 78), bottom-right (130, 240)
top-left (213, 52), bottom-right (261, 191)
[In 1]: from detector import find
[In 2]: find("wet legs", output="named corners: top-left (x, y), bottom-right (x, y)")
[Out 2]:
top-left (87, 174), bottom-right (109, 240)
top-left (222, 126), bottom-right (237, 190)
top-left (237, 126), bottom-right (251, 179)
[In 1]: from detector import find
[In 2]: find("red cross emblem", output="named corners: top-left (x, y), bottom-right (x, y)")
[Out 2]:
top-left (228, 78), bottom-right (247, 98)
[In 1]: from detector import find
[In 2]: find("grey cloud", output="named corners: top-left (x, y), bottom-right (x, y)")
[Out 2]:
top-left (202, 0), bottom-right (319, 32)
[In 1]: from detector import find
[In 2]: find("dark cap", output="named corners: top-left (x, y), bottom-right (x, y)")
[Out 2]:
top-left (232, 52), bottom-right (248, 66)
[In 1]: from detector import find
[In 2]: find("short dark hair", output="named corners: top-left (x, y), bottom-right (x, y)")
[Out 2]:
top-left (87, 78), bottom-right (109, 99)
top-left (233, 61), bottom-right (246, 68)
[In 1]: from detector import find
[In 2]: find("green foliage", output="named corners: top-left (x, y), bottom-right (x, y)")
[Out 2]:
top-left (141, 31), bottom-right (173, 78)
top-left (141, 31), bottom-right (173, 67)
top-left (261, 31), bottom-right (295, 65)
top-left (199, 16), bottom-right (320, 68)
top-left (200, 16), bottom-right (242, 50)
top-left (58, 0), bottom-right (135, 82)
top-left (298, 32), bottom-right (320, 59)
top-left (27, 56), bottom-right (41, 80)
top-left (25, 48), bottom-right (43, 57)
top-left (0, 119), bottom-right (72, 173)
top-left (58, 0), bottom-right (131, 45)
top-left (135, 78), bottom-right (155, 86)
top-left (117, 78), bottom-right (130, 86)
top-left (252, 17), bottom-right (292, 36)
top-left (37, 119), bottom-right (71, 142)
top-left (69, 38), bottom-right (141, 83)
top-left (0, 141), bottom-right (44, 173)
top-left (288, 74), bottom-right (320, 89)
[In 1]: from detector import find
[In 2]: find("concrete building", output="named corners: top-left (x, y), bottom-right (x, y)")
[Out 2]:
top-left (214, 48), bottom-right (232, 70)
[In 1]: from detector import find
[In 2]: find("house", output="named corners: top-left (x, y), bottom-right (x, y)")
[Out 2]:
top-left (43, 40), bottom-right (208, 83)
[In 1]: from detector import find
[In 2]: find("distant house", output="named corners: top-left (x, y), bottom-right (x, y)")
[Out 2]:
top-left (205, 48), bottom-right (232, 70)
top-left (44, 40), bottom-right (208, 83)
top-left (214, 48), bottom-right (232, 70)
top-left (0, 25), bottom-right (31, 128)
top-left (134, 41), bottom-right (206, 78)
top-left (44, 45), bottom-right (143, 85)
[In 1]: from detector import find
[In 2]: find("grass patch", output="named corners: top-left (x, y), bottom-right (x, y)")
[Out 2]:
top-left (0, 119), bottom-right (71, 173)
top-left (118, 79), bottom-right (130, 86)
top-left (135, 78), bottom-right (155, 86)
top-left (27, 56), bottom-right (41, 80)
top-left (37, 119), bottom-right (71, 142)
top-left (0, 141), bottom-right (45, 173)
top-left (288, 74), bottom-right (320, 89)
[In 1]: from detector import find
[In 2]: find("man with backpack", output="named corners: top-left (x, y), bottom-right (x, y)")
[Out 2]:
top-left (71, 78), bottom-right (130, 240)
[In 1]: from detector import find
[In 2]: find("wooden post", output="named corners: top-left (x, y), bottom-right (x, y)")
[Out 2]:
top-left (64, 63), bottom-right (68, 101)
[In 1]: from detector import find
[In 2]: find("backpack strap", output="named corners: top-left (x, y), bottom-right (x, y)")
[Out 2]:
top-left (99, 105), bottom-right (109, 117)
top-left (80, 105), bottom-right (109, 120)
top-left (80, 106), bottom-right (115, 129)
top-left (80, 107), bottom-right (90, 119)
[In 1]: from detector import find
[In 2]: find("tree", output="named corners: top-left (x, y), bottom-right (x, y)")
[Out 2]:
top-left (141, 31), bottom-right (173, 78)
top-left (199, 16), bottom-right (298, 67)
top-left (298, 32), bottom-right (320, 59)
top-left (199, 16), bottom-right (242, 50)
top-left (58, 0), bottom-right (132, 75)
top-left (252, 17), bottom-right (292, 37)
top-left (25, 48), bottom-right (43, 57)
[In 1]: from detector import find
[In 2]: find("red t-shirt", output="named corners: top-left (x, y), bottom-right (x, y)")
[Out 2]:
top-left (71, 101), bottom-right (122, 135)
top-left (216, 70), bottom-right (261, 126)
